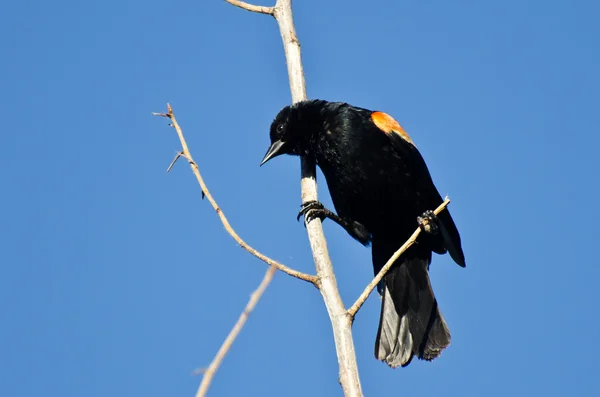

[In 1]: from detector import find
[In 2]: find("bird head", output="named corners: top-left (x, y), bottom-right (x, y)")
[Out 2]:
top-left (260, 105), bottom-right (298, 166)
top-left (260, 100), bottom-right (327, 166)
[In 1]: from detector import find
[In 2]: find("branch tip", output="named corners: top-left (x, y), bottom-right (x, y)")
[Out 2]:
top-left (224, 0), bottom-right (275, 15)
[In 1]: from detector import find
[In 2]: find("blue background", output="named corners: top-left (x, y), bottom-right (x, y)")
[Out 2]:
top-left (3, 0), bottom-right (599, 396)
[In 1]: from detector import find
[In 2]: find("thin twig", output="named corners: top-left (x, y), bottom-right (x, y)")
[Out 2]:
top-left (166, 151), bottom-right (183, 173)
top-left (347, 198), bottom-right (451, 318)
top-left (153, 105), bottom-right (316, 284)
top-left (224, 0), bottom-right (274, 15)
top-left (195, 265), bottom-right (276, 397)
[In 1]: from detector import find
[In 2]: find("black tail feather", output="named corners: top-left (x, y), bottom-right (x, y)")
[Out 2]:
top-left (373, 240), bottom-right (451, 367)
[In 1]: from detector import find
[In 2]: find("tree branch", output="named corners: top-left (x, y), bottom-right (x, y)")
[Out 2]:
top-left (222, 0), bottom-right (364, 395)
top-left (347, 198), bottom-right (451, 318)
top-left (153, 105), bottom-right (316, 285)
top-left (195, 265), bottom-right (276, 397)
top-left (224, 0), bottom-right (274, 15)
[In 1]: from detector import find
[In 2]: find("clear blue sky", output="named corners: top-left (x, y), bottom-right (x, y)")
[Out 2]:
top-left (2, 0), bottom-right (599, 396)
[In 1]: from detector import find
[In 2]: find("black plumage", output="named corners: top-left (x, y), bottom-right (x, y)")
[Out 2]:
top-left (261, 99), bottom-right (466, 367)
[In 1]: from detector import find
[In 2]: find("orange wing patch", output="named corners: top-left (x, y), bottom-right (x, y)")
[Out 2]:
top-left (371, 111), bottom-right (414, 146)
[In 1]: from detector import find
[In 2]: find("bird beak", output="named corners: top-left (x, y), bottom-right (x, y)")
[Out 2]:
top-left (260, 140), bottom-right (286, 166)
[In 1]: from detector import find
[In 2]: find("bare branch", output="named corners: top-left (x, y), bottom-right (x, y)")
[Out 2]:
top-left (195, 265), bottom-right (276, 397)
top-left (218, 0), bottom-right (363, 395)
top-left (224, 0), bottom-right (274, 15)
top-left (153, 105), bottom-right (317, 284)
top-left (347, 198), bottom-right (451, 318)
top-left (270, 1), bottom-right (364, 395)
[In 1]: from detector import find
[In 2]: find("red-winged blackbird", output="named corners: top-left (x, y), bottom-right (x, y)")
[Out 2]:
top-left (260, 100), bottom-right (466, 368)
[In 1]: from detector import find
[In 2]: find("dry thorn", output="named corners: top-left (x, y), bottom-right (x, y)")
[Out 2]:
top-left (346, 197), bottom-right (451, 318)
top-left (166, 151), bottom-right (183, 173)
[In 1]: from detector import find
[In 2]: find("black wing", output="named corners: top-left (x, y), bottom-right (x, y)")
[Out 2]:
top-left (370, 111), bottom-right (466, 267)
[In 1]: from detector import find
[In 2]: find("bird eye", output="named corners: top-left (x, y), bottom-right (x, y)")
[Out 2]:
top-left (276, 124), bottom-right (284, 133)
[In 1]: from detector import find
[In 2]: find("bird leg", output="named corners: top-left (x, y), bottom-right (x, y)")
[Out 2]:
top-left (297, 200), bottom-right (337, 223)
top-left (417, 210), bottom-right (440, 235)
top-left (297, 200), bottom-right (371, 245)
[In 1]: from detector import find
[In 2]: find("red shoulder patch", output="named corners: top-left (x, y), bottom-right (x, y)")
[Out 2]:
top-left (371, 111), bottom-right (414, 145)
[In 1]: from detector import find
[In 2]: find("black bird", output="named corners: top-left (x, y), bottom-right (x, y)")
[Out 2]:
top-left (260, 100), bottom-right (465, 368)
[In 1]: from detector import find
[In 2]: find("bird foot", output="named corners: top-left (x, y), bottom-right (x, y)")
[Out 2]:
top-left (417, 210), bottom-right (439, 235)
top-left (297, 200), bottom-right (333, 224)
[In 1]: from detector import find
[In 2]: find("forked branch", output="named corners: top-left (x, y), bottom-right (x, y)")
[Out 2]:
top-left (153, 105), bottom-right (316, 285)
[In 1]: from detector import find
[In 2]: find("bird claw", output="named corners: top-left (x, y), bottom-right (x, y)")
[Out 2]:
top-left (297, 200), bottom-right (327, 224)
top-left (417, 210), bottom-right (439, 235)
